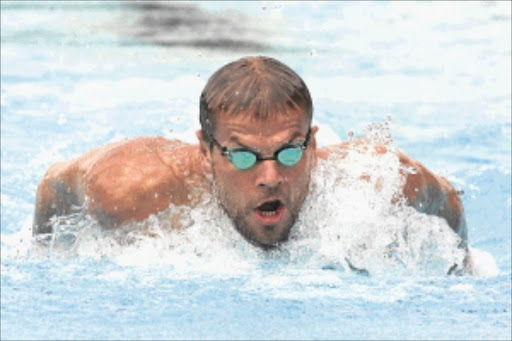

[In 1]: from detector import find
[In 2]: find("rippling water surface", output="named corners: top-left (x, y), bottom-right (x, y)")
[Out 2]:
top-left (1, 1), bottom-right (511, 340)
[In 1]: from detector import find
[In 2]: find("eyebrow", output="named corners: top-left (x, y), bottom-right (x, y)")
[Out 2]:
top-left (228, 131), bottom-right (305, 149)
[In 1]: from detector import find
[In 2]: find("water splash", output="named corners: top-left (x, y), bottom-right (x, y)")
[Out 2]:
top-left (289, 118), bottom-right (467, 275)
top-left (9, 120), bottom-right (486, 277)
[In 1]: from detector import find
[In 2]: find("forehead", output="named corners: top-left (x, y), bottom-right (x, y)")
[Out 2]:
top-left (214, 110), bottom-right (310, 144)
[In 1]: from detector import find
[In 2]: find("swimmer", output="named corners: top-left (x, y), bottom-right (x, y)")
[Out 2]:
top-left (33, 56), bottom-right (468, 262)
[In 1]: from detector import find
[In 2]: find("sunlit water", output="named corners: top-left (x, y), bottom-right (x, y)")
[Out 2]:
top-left (1, 1), bottom-right (511, 340)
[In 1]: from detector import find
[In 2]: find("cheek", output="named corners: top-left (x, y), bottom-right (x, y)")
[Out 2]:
top-left (213, 162), bottom-right (252, 200)
top-left (288, 171), bottom-right (309, 194)
top-left (286, 160), bottom-right (313, 199)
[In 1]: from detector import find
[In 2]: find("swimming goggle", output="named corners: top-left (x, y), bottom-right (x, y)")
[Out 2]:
top-left (210, 129), bottom-right (311, 170)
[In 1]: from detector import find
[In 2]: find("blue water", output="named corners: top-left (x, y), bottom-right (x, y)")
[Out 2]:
top-left (1, 1), bottom-right (511, 340)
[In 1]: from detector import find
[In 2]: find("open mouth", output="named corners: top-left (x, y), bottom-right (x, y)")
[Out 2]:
top-left (257, 200), bottom-right (282, 215)
top-left (254, 200), bottom-right (285, 224)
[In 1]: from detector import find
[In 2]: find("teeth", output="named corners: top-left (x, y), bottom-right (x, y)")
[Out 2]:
top-left (260, 211), bottom-right (277, 216)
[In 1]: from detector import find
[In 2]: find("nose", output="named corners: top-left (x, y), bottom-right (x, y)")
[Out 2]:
top-left (256, 160), bottom-right (284, 189)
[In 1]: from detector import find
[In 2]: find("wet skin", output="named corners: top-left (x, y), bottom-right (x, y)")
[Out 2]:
top-left (197, 110), bottom-right (318, 247)
top-left (33, 113), bottom-right (467, 249)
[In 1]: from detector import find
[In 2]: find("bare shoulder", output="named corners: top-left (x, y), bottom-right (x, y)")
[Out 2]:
top-left (34, 137), bottom-right (208, 232)
top-left (317, 140), bottom-right (466, 241)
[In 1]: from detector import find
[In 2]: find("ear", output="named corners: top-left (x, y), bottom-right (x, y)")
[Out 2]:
top-left (196, 130), bottom-right (213, 174)
top-left (310, 125), bottom-right (319, 167)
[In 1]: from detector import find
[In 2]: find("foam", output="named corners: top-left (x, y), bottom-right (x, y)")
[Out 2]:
top-left (287, 120), bottom-right (467, 275)
top-left (467, 246), bottom-right (499, 277)
top-left (2, 215), bottom-right (34, 260)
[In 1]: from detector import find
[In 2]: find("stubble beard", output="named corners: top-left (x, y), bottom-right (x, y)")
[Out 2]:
top-left (230, 201), bottom-right (301, 249)
top-left (210, 164), bottom-right (311, 249)
top-left (211, 182), bottom-right (304, 250)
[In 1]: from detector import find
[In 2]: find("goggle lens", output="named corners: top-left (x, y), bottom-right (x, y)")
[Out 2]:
top-left (231, 151), bottom-right (258, 170)
top-left (277, 147), bottom-right (303, 166)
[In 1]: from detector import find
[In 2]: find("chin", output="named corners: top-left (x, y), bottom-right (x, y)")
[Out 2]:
top-left (237, 219), bottom-right (293, 249)
top-left (249, 233), bottom-right (289, 249)
top-left (222, 201), bottom-right (297, 249)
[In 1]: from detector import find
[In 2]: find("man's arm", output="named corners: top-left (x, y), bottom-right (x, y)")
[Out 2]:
top-left (317, 141), bottom-right (467, 246)
top-left (398, 152), bottom-right (467, 246)
top-left (33, 161), bottom-right (85, 234)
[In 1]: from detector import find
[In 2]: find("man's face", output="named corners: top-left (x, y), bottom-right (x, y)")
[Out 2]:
top-left (198, 110), bottom-right (318, 248)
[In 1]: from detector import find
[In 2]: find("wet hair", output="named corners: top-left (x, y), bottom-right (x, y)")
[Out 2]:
top-left (199, 56), bottom-right (313, 145)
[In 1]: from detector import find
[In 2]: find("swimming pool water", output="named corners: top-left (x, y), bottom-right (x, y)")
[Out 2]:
top-left (1, 1), bottom-right (511, 340)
